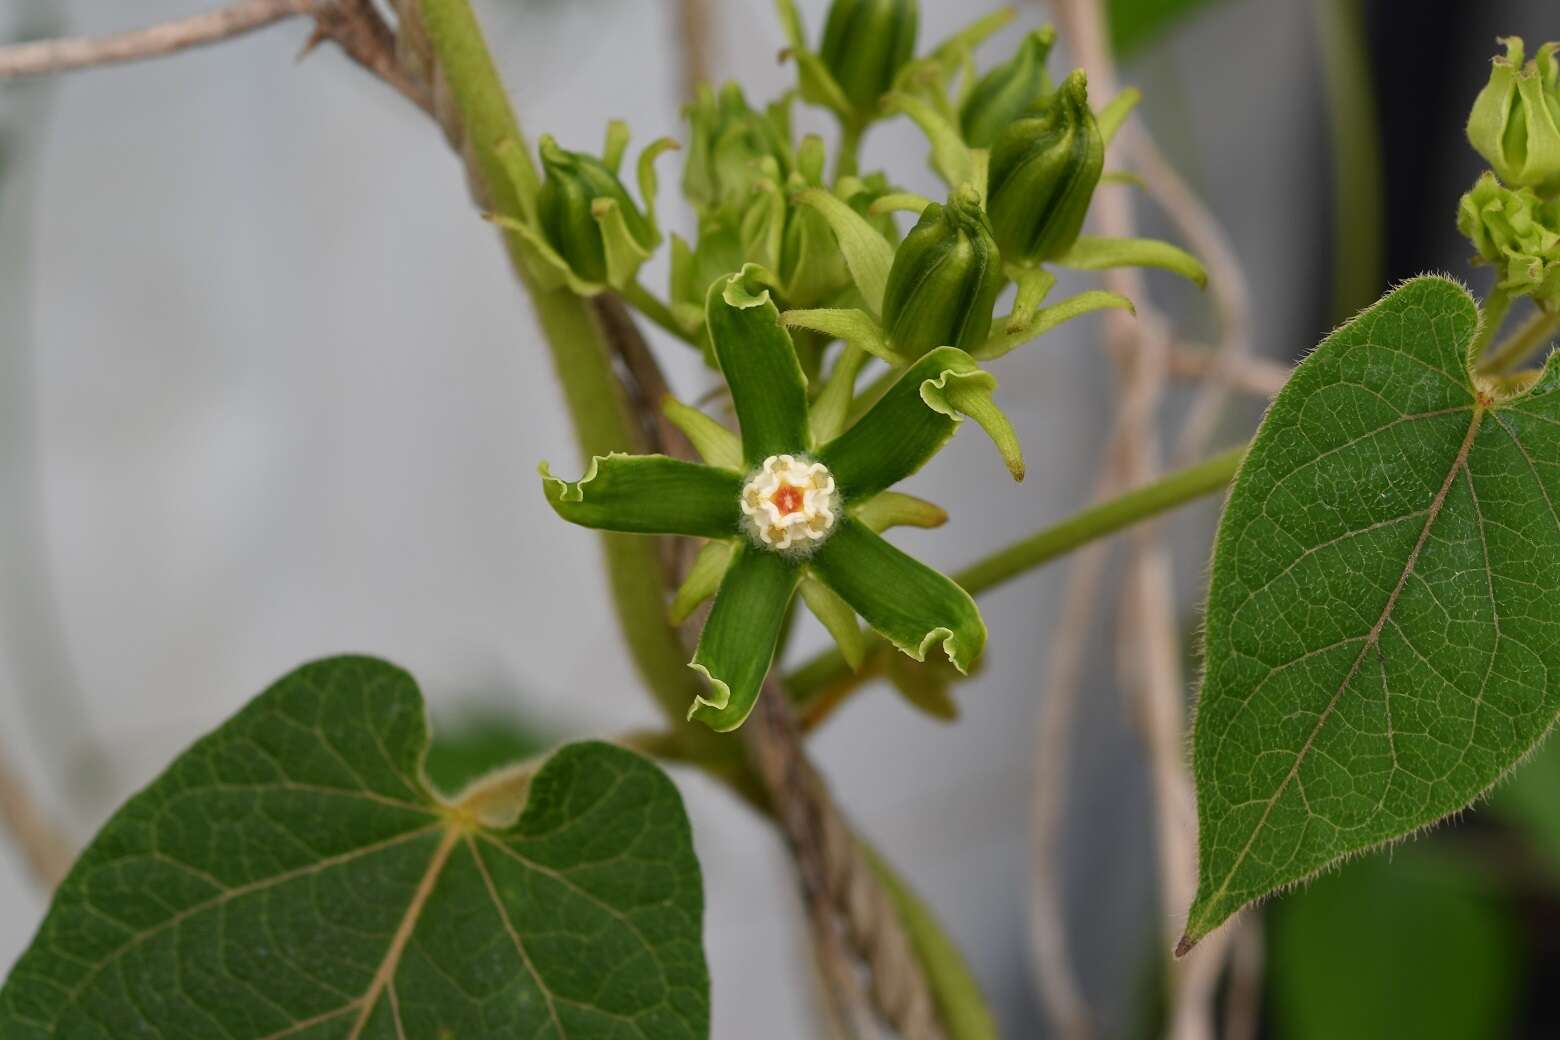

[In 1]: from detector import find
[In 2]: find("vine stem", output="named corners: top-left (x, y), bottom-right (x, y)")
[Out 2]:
top-left (1469, 286), bottom-right (1513, 362)
top-left (404, 0), bottom-right (724, 762)
top-left (1476, 303), bottom-right (1560, 376)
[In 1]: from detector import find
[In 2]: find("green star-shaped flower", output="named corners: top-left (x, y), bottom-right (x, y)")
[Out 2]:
top-left (541, 265), bottom-right (1018, 731)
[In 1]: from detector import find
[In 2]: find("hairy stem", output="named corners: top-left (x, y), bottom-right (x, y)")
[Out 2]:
top-left (785, 445), bottom-right (1247, 715)
top-left (1476, 303), bottom-right (1560, 376)
top-left (412, 0), bottom-right (706, 731)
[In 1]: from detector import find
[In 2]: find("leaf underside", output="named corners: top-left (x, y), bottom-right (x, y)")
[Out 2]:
top-left (1185, 276), bottom-right (1560, 949)
top-left (0, 656), bottom-right (708, 1039)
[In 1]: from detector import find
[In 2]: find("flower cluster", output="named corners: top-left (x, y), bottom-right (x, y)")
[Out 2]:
top-left (543, 268), bottom-right (1016, 730)
top-left (530, 0), bottom-right (1211, 731)
top-left (1461, 38), bottom-right (1560, 313)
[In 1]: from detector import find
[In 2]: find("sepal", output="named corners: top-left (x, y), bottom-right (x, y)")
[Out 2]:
top-left (978, 290), bottom-right (1136, 359)
top-left (799, 575), bottom-right (867, 670)
top-left (662, 395), bottom-right (743, 470)
top-left (793, 188), bottom-right (896, 315)
top-left (852, 491), bottom-right (948, 532)
top-left (670, 539), bottom-right (736, 624)
top-left (1053, 235), bottom-right (1208, 288)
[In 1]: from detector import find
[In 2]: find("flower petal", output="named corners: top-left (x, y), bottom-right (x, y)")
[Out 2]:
top-left (819, 346), bottom-right (1020, 498)
top-left (541, 453), bottom-right (742, 537)
top-left (688, 544), bottom-right (802, 731)
top-left (707, 266), bottom-right (812, 465)
top-left (808, 518), bottom-right (985, 673)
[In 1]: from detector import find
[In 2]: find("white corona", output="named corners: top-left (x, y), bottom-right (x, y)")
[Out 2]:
top-left (739, 455), bottom-right (839, 552)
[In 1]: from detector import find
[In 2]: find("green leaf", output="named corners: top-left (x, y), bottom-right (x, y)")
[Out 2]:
top-left (1054, 234), bottom-right (1208, 287)
top-left (707, 267), bottom-right (812, 465)
top-left (542, 453), bottom-right (742, 538)
top-left (1267, 848), bottom-right (1518, 1040)
top-left (0, 656), bottom-right (709, 1038)
top-left (1183, 276), bottom-right (1560, 952)
top-left (792, 188), bottom-right (895, 316)
top-left (820, 347), bottom-right (1019, 498)
top-left (1108, 0), bottom-right (1226, 57)
top-left (689, 543), bottom-right (801, 731)
top-left (809, 518), bottom-right (985, 674)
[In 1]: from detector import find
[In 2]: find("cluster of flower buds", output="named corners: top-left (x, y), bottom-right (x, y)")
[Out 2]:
top-left (1458, 172), bottom-right (1560, 310)
top-left (531, 0), bottom-right (1209, 730)
top-left (489, 122), bottom-right (675, 296)
top-left (670, 87), bottom-right (901, 360)
top-left (1461, 37), bottom-right (1560, 311)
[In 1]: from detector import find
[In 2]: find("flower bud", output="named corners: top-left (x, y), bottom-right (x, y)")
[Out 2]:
top-left (1457, 171), bottom-right (1560, 309)
top-left (1468, 38), bottom-right (1560, 194)
top-left (958, 27), bottom-right (1056, 149)
top-left (536, 135), bottom-right (656, 284)
top-left (819, 0), bottom-right (920, 115)
top-left (682, 83), bottom-right (792, 214)
top-left (985, 70), bottom-right (1103, 266)
top-left (880, 188), bottom-right (1003, 357)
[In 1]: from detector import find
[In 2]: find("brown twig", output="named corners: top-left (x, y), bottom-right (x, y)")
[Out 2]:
top-left (0, 739), bottom-right (72, 890)
top-left (0, 0), bottom-right (434, 113)
top-left (1124, 129), bottom-right (1255, 463)
top-left (1168, 346), bottom-right (1289, 398)
top-left (674, 0), bottom-right (714, 99)
top-left (0, 0), bottom-right (322, 79)
top-left (1050, 1), bottom-right (1230, 1037)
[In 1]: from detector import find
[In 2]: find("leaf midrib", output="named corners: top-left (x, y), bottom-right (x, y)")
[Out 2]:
top-left (1195, 403), bottom-right (1490, 936)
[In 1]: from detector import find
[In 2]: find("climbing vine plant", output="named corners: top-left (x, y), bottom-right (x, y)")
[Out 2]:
top-left (1, 1), bottom-right (1558, 1037)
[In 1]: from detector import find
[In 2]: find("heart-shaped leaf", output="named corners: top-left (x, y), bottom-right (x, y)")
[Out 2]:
top-left (1183, 276), bottom-right (1560, 952)
top-left (0, 656), bottom-right (709, 1038)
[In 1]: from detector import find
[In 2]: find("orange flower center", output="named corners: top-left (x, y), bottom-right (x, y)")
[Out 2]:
top-left (770, 483), bottom-right (805, 516)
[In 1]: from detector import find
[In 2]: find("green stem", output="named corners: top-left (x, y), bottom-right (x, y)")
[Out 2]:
top-left (859, 841), bottom-right (999, 1040)
top-left (836, 119), bottom-right (864, 180)
top-left (1476, 303), bottom-right (1560, 376)
top-left (786, 444), bottom-right (1249, 716)
top-left (1468, 286), bottom-right (1512, 363)
top-left (415, 0), bottom-right (705, 732)
top-left (621, 280), bottom-right (700, 348)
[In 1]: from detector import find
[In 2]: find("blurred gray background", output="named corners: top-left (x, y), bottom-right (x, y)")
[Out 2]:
top-left (0, 0), bottom-right (1547, 1036)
